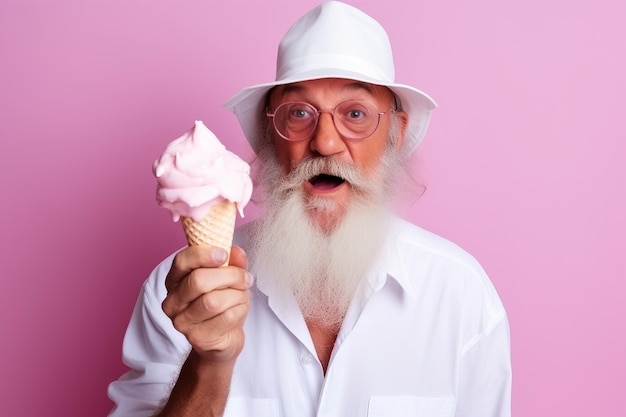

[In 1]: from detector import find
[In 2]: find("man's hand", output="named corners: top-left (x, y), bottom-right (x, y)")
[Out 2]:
top-left (162, 245), bottom-right (252, 364)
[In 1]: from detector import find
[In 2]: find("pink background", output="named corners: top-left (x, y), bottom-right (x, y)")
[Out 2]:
top-left (1, 0), bottom-right (624, 416)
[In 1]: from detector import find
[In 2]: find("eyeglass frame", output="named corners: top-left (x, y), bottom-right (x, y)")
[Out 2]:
top-left (265, 99), bottom-right (398, 142)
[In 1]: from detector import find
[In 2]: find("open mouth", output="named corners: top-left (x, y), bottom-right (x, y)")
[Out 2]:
top-left (309, 174), bottom-right (346, 190)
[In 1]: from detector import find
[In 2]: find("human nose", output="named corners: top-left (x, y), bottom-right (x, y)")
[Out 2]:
top-left (309, 111), bottom-right (346, 156)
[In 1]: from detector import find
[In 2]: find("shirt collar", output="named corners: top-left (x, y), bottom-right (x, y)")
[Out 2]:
top-left (367, 216), bottom-right (418, 299)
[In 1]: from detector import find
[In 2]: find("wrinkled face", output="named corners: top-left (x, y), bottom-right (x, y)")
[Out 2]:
top-left (266, 78), bottom-right (407, 229)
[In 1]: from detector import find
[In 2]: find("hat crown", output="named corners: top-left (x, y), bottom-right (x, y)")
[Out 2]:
top-left (276, 1), bottom-right (395, 83)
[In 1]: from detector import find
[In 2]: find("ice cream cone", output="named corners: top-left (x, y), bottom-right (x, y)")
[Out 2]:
top-left (154, 121), bottom-right (252, 262)
top-left (180, 200), bottom-right (237, 264)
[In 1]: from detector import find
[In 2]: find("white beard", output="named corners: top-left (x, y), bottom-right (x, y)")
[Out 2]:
top-left (248, 142), bottom-right (405, 331)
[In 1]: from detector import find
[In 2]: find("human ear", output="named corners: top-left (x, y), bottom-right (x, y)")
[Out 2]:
top-left (392, 111), bottom-right (409, 150)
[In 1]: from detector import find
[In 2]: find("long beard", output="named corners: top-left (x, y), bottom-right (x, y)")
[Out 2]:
top-left (248, 144), bottom-right (405, 330)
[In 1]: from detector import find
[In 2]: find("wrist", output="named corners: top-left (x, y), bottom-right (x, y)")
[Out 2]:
top-left (187, 349), bottom-right (237, 382)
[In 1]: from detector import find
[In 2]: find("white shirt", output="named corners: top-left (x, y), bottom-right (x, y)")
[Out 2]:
top-left (108, 217), bottom-right (511, 417)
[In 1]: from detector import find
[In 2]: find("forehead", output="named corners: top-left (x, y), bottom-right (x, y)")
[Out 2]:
top-left (269, 78), bottom-right (393, 104)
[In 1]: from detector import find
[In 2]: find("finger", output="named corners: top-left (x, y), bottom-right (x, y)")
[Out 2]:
top-left (162, 265), bottom-right (251, 317)
top-left (184, 303), bottom-right (250, 354)
top-left (228, 246), bottom-right (248, 270)
top-left (165, 245), bottom-right (229, 292)
top-left (172, 287), bottom-right (250, 334)
top-left (179, 265), bottom-right (251, 304)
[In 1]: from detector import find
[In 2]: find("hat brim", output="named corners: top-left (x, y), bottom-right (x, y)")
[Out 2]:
top-left (224, 68), bottom-right (437, 155)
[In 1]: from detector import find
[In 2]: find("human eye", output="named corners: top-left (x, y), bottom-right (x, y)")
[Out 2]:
top-left (339, 102), bottom-right (370, 123)
top-left (287, 103), bottom-right (315, 121)
top-left (348, 109), bottom-right (365, 119)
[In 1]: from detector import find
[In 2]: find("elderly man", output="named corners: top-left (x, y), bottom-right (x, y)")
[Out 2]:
top-left (108, 2), bottom-right (511, 416)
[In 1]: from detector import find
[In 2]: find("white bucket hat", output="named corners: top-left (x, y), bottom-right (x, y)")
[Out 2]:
top-left (224, 1), bottom-right (437, 155)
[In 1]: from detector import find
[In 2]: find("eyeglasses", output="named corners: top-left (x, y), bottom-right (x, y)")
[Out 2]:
top-left (266, 100), bottom-right (394, 141)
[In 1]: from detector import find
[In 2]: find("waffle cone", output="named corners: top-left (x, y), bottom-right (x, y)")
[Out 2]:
top-left (181, 200), bottom-right (237, 263)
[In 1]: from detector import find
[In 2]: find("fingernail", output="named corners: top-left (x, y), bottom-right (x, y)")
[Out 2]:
top-left (245, 272), bottom-right (254, 287)
top-left (212, 248), bottom-right (228, 264)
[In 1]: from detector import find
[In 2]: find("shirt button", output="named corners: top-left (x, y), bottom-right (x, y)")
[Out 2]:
top-left (301, 354), bottom-right (314, 365)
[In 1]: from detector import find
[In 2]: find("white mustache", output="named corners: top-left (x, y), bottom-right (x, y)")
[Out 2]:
top-left (277, 157), bottom-right (369, 193)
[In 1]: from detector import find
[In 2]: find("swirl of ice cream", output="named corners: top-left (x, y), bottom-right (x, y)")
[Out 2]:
top-left (153, 120), bottom-right (252, 222)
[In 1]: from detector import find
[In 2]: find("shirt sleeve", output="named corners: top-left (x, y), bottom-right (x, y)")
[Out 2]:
top-left (107, 253), bottom-right (191, 417)
top-left (455, 284), bottom-right (512, 417)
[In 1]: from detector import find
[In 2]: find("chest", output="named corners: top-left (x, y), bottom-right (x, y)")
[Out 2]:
top-left (229, 292), bottom-right (463, 417)
top-left (306, 320), bottom-right (339, 374)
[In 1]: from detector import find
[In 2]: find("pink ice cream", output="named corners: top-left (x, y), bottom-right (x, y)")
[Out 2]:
top-left (153, 120), bottom-right (252, 222)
